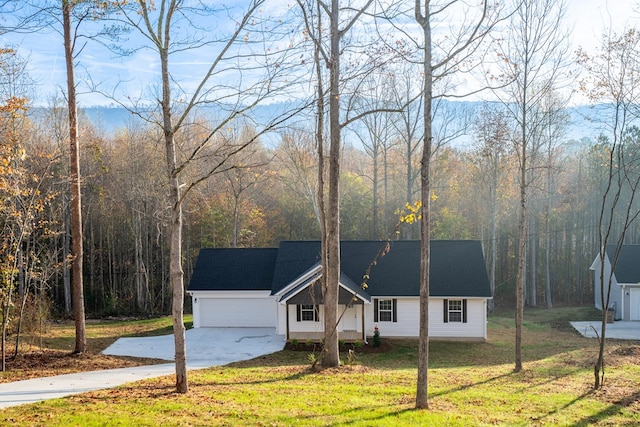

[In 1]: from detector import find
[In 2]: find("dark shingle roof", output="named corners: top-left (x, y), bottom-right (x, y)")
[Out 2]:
top-left (188, 241), bottom-right (491, 298)
top-left (606, 245), bottom-right (640, 284)
top-left (187, 248), bottom-right (278, 291)
top-left (271, 240), bottom-right (491, 298)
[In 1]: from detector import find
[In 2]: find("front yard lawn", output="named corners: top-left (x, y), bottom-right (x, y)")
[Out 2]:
top-left (2, 307), bottom-right (639, 426)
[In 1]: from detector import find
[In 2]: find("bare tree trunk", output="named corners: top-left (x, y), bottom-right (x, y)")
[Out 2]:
top-left (545, 142), bottom-right (553, 308)
top-left (157, 32), bottom-right (189, 391)
top-left (515, 90), bottom-right (528, 373)
top-left (322, 0), bottom-right (341, 368)
top-left (232, 195), bottom-right (239, 248)
top-left (406, 141), bottom-right (414, 240)
top-left (63, 0), bottom-right (86, 354)
top-left (372, 151), bottom-right (379, 239)
top-left (528, 214), bottom-right (537, 307)
top-left (415, 2), bottom-right (432, 409)
top-left (312, 0), bottom-right (329, 367)
top-left (515, 159), bottom-right (526, 372)
top-left (489, 165), bottom-right (498, 311)
top-left (63, 216), bottom-right (71, 314)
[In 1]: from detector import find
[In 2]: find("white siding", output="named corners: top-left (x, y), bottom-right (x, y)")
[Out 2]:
top-left (365, 297), bottom-right (487, 340)
top-left (190, 291), bottom-right (275, 328)
top-left (287, 304), bottom-right (324, 333)
top-left (429, 298), bottom-right (487, 340)
top-left (191, 290), bottom-right (487, 340)
top-left (365, 298), bottom-right (420, 337)
top-left (279, 304), bottom-right (366, 337)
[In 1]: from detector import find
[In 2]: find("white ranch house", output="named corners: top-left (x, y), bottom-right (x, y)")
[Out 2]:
top-left (188, 240), bottom-right (493, 342)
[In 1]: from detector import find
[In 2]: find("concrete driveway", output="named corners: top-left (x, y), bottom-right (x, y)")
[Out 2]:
top-left (0, 328), bottom-right (284, 409)
top-left (571, 321), bottom-right (640, 340)
top-left (103, 327), bottom-right (285, 368)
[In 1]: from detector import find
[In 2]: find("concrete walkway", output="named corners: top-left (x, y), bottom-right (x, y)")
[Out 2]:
top-left (570, 321), bottom-right (640, 340)
top-left (0, 328), bottom-right (284, 409)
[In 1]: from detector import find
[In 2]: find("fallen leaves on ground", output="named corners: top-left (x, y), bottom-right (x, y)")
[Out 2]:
top-left (0, 348), bottom-right (164, 384)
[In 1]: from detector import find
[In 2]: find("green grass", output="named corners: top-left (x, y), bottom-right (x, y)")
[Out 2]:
top-left (25, 315), bottom-right (193, 353)
top-left (4, 307), bottom-right (640, 426)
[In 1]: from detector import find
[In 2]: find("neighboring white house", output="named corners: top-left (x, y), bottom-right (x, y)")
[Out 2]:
top-left (188, 240), bottom-right (493, 341)
top-left (591, 245), bottom-right (640, 321)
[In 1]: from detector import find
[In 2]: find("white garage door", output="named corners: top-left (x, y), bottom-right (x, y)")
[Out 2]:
top-left (199, 297), bottom-right (276, 327)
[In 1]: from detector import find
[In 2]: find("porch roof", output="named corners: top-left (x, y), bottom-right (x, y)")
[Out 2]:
top-left (278, 269), bottom-right (371, 305)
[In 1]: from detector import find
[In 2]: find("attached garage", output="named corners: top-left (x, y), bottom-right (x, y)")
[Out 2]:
top-left (192, 291), bottom-right (276, 328)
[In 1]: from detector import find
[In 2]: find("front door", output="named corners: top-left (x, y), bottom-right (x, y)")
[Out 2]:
top-left (630, 289), bottom-right (640, 321)
top-left (340, 305), bottom-right (358, 332)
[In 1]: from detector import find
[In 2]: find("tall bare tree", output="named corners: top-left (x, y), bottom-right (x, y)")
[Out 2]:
top-left (62, 0), bottom-right (86, 354)
top-left (297, 0), bottom-right (375, 367)
top-left (109, 0), bottom-right (302, 392)
top-left (351, 73), bottom-right (397, 239)
top-left (388, 64), bottom-right (423, 240)
top-left (540, 93), bottom-right (568, 309)
top-left (492, 0), bottom-right (569, 372)
top-left (471, 105), bottom-right (511, 310)
top-left (578, 28), bottom-right (640, 390)
top-left (412, 0), bottom-right (502, 409)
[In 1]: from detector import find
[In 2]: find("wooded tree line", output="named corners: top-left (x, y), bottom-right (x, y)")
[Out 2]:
top-left (2, 74), bottom-right (635, 319)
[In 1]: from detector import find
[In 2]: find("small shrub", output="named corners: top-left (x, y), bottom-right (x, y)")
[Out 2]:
top-left (353, 340), bottom-right (363, 348)
top-left (338, 339), bottom-right (345, 347)
top-left (373, 326), bottom-right (381, 347)
top-left (305, 339), bottom-right (313, 347)
top-left (307, 352), bottom-right (318, 368)
top-left (290, 338), bottom-right (298, 347)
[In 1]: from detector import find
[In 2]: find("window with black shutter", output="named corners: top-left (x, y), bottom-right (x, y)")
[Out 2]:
top-left (374, 299), bottom-right (397, 322)
top-left (297, 304), bottom-right (319, 322)
top-left (444, 299), bottom-right (467, 323)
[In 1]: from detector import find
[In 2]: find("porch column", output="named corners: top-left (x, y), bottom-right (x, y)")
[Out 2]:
top-left (285, 303), bottom-right (290, 341)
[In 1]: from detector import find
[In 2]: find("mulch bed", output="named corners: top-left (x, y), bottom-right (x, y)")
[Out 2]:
top-left (284, 341), bottom-right (392, 354)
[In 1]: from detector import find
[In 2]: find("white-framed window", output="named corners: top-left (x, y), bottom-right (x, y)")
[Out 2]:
top-left (374, 299), bottom-right (396, 322)
top-left (297, 304), bottom-right (319, 322)
top-left (448, 300), bottom-right (463, 322)
top-left (443, 299), bottom-right (467, 323)
top-left (379, 299), bottom-right (392, 321)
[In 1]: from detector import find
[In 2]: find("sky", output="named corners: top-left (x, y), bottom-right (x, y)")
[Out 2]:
top-left (2, 0), bottom-right (640, 107)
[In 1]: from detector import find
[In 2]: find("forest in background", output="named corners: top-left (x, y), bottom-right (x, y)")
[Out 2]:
top-left (2, 88), bottom-right (629, 318)
top-left (0, 0), bottom-right (638, 327)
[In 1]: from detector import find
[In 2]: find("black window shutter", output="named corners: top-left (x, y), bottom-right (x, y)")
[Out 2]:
top-left (463, 299), bottom-right (467, 323)
top-left (374, 299), bottom-right (379, 322)
top-left (314, 305), bottom-right (320, 322)
top-left (392, 299), bottom-right (397, 322)
top-left (443, 299), bottom-right (449, 323)
top-left (296, 304), bottom-right (301, 322)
